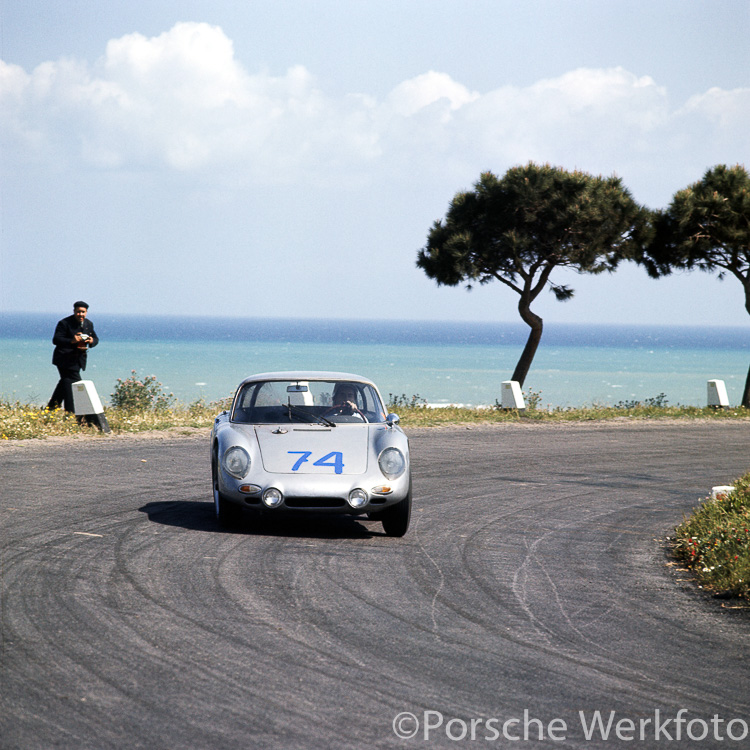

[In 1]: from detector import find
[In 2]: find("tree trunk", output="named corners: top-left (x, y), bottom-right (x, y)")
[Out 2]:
top-left (511, 303), bottom-right (543, 387)
top-left (743, 283), bottom-right (750, 408)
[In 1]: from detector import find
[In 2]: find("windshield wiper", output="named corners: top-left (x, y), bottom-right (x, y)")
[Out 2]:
top-left (286, 400), bottom-right (336, 428)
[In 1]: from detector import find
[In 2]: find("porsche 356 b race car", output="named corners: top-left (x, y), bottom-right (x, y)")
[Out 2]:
top-left (210, 372), bottom-right (411, 536)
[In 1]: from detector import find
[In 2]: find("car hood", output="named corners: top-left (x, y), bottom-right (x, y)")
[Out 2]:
top-left (254, 424), bottom-right (369, 474)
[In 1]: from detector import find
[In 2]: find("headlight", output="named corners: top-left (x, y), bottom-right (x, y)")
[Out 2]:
top-left (222, 446), bottom-right (251, 478)
top-left (378, 447), bottom-right (406, 479)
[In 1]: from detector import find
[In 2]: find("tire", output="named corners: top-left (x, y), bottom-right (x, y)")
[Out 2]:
top-left (212, 449), bottom-right (242, 527)
top-left (380, 486), bottom-right (411, 537)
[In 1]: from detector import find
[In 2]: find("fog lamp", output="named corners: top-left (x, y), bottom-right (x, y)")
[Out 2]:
top-left (348, 489), bottom-right (368, 509)
top-left (262, 488), bottom-right (283, 508)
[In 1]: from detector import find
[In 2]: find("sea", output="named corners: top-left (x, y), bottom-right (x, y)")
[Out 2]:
top-left (1, 313), bottom-right (748, 409)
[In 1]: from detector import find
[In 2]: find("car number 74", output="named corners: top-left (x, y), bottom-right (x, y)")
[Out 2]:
top-left (288, 451), bottom-right (345, 474)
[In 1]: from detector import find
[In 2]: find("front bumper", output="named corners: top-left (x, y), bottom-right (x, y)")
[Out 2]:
top-left (219, 470), bottom-right (410, 514)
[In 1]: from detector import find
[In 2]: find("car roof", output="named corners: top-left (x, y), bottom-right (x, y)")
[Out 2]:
top-left (237, 371), bottom-right (377, 388)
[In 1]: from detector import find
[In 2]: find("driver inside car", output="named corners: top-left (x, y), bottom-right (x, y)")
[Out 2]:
top-left (331, 383), bottom-right (359, 411)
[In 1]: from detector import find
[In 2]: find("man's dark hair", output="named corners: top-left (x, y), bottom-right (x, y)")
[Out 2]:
top-left (73, 301), bottom-right (89, 309)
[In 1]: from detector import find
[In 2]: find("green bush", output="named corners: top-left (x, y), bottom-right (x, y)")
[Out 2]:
top-left (673, 472), bottom-right (750, 600)
top-left (110, 371), bottom-right (174, 412)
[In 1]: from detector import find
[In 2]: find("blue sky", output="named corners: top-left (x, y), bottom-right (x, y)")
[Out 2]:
top-left (1, 0), bottom-right (748, 326)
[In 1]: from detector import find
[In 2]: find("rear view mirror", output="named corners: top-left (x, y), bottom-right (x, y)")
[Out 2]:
top-left (287, 384), bottom-right (309, 393)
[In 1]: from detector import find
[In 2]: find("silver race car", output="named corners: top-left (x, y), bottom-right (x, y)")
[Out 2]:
top-left (210, 372), bottom-right (411, 536)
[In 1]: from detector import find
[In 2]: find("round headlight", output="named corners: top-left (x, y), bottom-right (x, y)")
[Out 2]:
top-left (222, 446), bottom-right (251, 478)
top-left (262, 488), bottom-right (283, 508)
top-left (378, 447), bottom-right (406, 479)
top-left (348, 488), bottom-right (368, 509)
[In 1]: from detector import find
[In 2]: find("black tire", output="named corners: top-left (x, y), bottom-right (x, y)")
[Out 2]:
top-left (380, 487), bottom-right (411, 537)
top-left (212, 449), bottom-right (242, 527)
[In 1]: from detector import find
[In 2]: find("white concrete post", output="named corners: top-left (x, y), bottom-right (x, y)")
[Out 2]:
top-left (501, 380), bottom-right (525, 410)
top-left (72, 380), bottom-right (111, 432)
top-left (711, 485), bottom-right (735, 500)
top-left (707, 379), bottom-right (729, 408)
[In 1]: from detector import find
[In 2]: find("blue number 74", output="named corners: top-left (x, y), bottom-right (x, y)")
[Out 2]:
top-left (288, 451), bottom-right (344, 474)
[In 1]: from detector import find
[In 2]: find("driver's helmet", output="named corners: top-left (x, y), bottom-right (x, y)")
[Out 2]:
top-left (332, 382), bottom-right (358, 405)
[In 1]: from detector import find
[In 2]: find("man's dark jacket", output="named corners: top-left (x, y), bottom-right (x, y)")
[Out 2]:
top-left (52, 315), bottom-right (99, 371)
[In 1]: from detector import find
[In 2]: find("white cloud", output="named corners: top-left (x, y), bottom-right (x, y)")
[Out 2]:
top-left (679, 86), bottom-right (750, 152)
top-left (386, 70), bottom-right (479, 117)
top-left (1, 22), bottom-right (748, 192)
top-left (450, 67), bottom-right (672, 174)
top-left (103, 22), bottom-right (246, 106)
top-left (0, 59), bottom-right (30, 97)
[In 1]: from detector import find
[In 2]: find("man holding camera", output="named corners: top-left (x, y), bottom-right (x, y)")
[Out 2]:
top-left (48, 301), bottom-right (99, 412)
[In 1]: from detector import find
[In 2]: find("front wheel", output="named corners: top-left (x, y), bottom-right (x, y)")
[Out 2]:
top-left (380, 487), bottom-right (411, 537)
top-left (212, 451), bottom-right (242, 527)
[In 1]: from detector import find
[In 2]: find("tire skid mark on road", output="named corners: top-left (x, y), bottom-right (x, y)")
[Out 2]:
top-left (198, 525), bottom-right (447, 725)
top-left (478, 485), bottom-right (748, 712)
top-left (98, 515), bottom-right (355, 735)
top-left (400, 478), bottom-right (748, 713)
top-left (208, 527), bottom-right (386, 671)
top-left (412, 505), bottom-right (447, 642)
top-left (510, 491), bottom-right (624, 643)
top-left (2, 515), bottom-right (179, 739)
top-left (400, 487), bottom-right (565, 633)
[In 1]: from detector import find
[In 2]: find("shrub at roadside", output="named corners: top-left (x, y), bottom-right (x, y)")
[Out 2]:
top-left (387, 393), bottom-right (428, 410)
top-left (673, 473), bottom-right (750, 600)
top-left (110, 371), bottom-right (175, 412)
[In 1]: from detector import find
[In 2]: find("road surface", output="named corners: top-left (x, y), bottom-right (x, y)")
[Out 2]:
top-left (2, 421), bottom-right (750, 748)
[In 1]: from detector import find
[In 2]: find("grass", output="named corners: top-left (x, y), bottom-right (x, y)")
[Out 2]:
top-left (1, 394), bottom-right (748, 440)
top-left (672, 473), bottom-right (750, 601)
top-left (385, 389), bottom-right (750, 427)
top-left (389, 402), bottom-right (750, 427)
top-left (0, 398), bottom-right (232, 440)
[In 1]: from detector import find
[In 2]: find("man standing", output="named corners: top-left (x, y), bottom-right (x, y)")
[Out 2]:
top-left (48, 301), bottom-right (99, 412)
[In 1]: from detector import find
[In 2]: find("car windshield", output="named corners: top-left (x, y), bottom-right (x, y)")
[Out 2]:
top-left (231, 379), bottom-right (387, 425)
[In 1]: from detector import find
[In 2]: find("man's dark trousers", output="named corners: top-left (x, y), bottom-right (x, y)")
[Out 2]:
top-left (48, 365), bottom-right (82, 412)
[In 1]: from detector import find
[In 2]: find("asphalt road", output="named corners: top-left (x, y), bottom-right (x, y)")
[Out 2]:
top-left (2, 422), bottom-right (750, 749)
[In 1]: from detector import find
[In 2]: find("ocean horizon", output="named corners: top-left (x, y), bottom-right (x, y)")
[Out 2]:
top-left (1, 313), bottom-right (748, 409)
